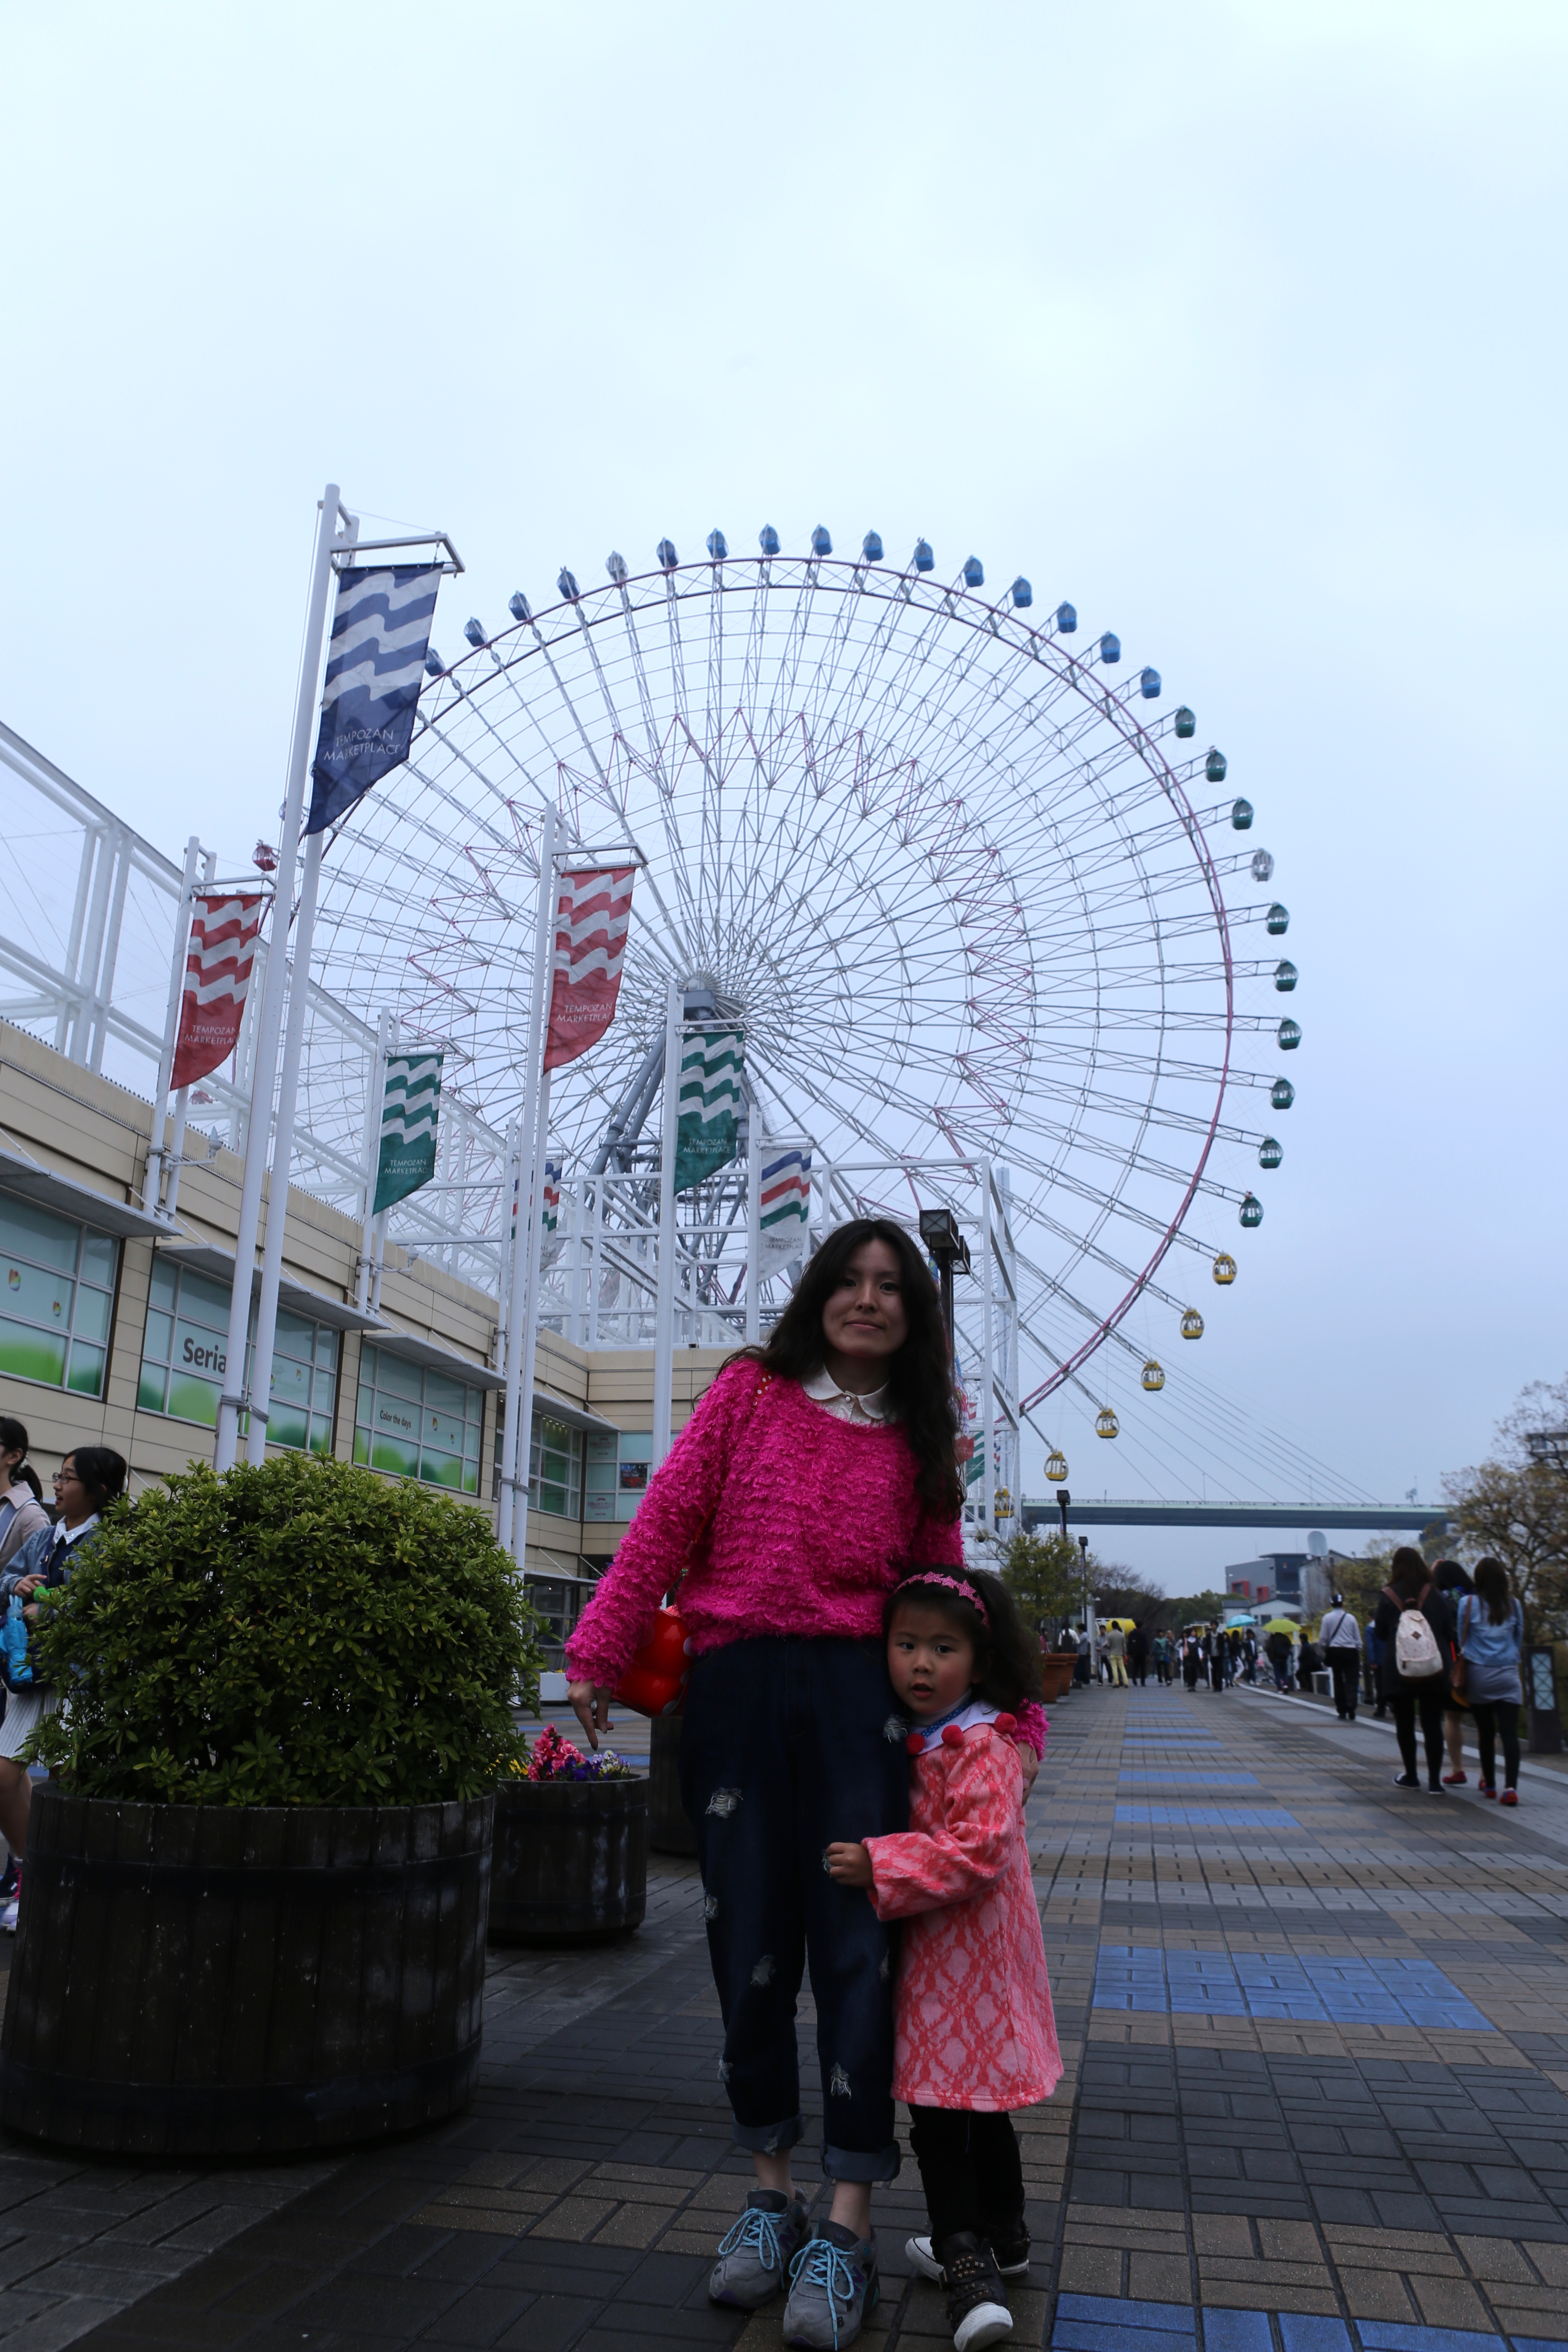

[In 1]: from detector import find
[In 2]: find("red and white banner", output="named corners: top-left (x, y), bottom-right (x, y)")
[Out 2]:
top-left (542, 867), bottom-right (635, 1071)
top-left (170, 892), bottom-right (266, 1091)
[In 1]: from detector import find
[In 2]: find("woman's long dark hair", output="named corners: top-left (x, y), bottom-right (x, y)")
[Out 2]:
top-left (727, 1216), bottom-right (962, 1519)
top-left (1389, 1546), bottom-right (1429, 1600)
top-left (1473, 1556), bottom-right (1512, 1626)
top-left (884, 1566), bottom-right (1043, 1711)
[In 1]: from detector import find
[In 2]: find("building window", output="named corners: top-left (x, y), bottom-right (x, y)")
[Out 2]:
top-left (530, 1418), bottom-right (582, 1520)
top-left (0, 1192), bottom-right (119, 1398)
top-left (585, 1430), bottom-right (650, 1522)
top-left (355, 1344), bottom-right (482, 1494)
top-left (138, 1258), bottom-right (338, 1450)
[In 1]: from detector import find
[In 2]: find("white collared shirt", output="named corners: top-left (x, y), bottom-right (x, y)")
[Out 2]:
top-left (906, 1694), bottom-right (1008, 1755)
top-left (52, 1512), bottom-right (98, 1557)
top-left (801, 1365), bottom-right (892, 1426)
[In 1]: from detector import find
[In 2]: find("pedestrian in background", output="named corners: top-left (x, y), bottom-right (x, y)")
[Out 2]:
top-left (1318, 1594), bottom-right (1363, 1721)
top-left (1182, 1635), bottom-right (1202, 1691)
top-left (1265, 1626), bottom-right (1292, 1693)
top-left (1127, 1622), bottom-right (1149, 1688)
top-left (1365, 1614), bottom-right (1387, 1718)
top-left (1373, 1547), bottom-right (1455, 1795)
top-left (1455, 1557), bottom-right (1524, 1805)
top-left (1433, 1561), bottom-right (1476, 1785)
top-left (0, 1421), bottom-right (48, 1573)
top-left (1103, 1622), bottom-right (1129, 1688)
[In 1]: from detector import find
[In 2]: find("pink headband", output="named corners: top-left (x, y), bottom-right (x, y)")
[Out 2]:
top-left (898, 1571), bottom-right (989, 1626)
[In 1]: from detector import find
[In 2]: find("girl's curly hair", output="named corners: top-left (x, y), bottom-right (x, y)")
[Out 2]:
top-left (884, 1565), bottom-right (1042, 1712)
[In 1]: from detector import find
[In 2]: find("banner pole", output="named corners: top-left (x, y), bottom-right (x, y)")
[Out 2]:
top-left (144, 834), bottom-right (201, 1213)
top-left (745, 1089), bottom-right (761, 1346)
top-left (511, 1065), bottom-right (554, 1568)
top-left (499, 804), bottom-right (557, 1554)
top-left (652, 980), bottom-right (680, 1473)
top-left (980, 1158), bottom-right (995, 1552)
top-left (215, 482), bottom-right (344, 1473)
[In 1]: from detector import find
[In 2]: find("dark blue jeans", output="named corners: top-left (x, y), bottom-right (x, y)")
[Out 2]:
top-left (680, 1635), bottom-right (909, 2183)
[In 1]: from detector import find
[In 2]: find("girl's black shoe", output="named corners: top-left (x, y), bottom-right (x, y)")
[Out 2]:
top-left (935, 2231), bottom-right (1013, 2350)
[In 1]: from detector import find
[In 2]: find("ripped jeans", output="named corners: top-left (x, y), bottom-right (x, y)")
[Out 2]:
top-left (680, 1634), bottom-right (909, 2183)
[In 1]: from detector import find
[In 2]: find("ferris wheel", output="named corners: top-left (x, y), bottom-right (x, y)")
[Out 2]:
top-left (300, 526), bottom-right (1296, 1464)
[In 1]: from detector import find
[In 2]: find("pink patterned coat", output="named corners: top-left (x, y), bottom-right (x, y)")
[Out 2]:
top-left (866, 1721), bottom-right (1062, 2111)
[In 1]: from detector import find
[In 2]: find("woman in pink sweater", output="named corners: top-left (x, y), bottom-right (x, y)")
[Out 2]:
top-left (567, 1219), bottom-right (1040, 2349)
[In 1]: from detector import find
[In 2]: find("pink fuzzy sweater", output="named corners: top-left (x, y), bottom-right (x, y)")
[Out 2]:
top-left (565, 1361), bottom-right (962, 1689)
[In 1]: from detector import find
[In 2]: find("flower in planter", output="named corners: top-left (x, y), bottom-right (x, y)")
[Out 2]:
top-left (518, 1723), bottom-right (636, 1782)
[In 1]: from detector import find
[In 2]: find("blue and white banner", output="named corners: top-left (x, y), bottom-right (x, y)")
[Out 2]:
top-left (306, 564), bottom-right (442, 836)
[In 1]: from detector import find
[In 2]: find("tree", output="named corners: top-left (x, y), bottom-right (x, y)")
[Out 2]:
top-left (1093, 1568), bottom-right (1164, 1626)
top-left (1153, 1588), bottom-right (1229, 1632)
top-left (1442, 1375), bottom-right (1568, 1642)
top-left (1001, 1528), bottom-right (1084, 1642)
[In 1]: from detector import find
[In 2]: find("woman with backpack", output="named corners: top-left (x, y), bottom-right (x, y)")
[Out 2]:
top-left (1455, 1557), bottom-right (1525, 1805)
top-left (1372, 1547), bottom-right (1455, 1794)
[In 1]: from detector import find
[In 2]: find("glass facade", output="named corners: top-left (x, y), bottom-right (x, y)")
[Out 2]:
top-left (531, 1417), bottom-right (582, 1519)
top-left (585, 1429), bottom-right (651, 1522)
top-left (137, 1257), bottom-right (337, 1452)
top-left (0, 1192), bottom-right (119, 1398)
top-left (355, 1344), bottom-right (483, 1494)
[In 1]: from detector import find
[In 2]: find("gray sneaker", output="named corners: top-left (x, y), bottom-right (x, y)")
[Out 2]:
top-left (783, 2222), bottom-right (879, 2347)
top-left (709, 2189), bottom-right (810, 2309)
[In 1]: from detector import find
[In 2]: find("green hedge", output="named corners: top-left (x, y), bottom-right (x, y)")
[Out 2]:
top-left (29, 1454), bottom-right (543, 1805)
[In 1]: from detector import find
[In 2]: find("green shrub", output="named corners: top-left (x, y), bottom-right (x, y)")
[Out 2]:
top-left (29, 1454), bottom-right (543, 1805)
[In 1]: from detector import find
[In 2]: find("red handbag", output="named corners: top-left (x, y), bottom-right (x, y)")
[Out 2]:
top-left (610, 1372), bottom-right (772, 1718)
top-left (614, 1604), bottom-right (692, 1718)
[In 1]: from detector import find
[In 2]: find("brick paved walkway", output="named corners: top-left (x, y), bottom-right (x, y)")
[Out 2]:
top-left (6, 1684), bottom-right (1568, 2351)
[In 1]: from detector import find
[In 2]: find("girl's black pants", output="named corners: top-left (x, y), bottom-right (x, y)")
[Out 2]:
top-left (908, 2104), bottom-right (1024, 2247)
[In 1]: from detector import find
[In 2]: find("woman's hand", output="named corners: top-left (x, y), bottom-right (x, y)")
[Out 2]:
top-left (826, 1841), bottom-right (874, 1888)
top-left (13, 1575), bottom-right (43, 1599)
top-left (567, 1681), bottom-right (613, 1751)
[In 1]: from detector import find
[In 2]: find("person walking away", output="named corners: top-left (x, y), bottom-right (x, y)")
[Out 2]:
top-left (1103, 1623), bottom-right (1128, 1689)
top-left (1433, 1562), bottom-right (1476, 1784)
top-left (564, 1221), bottom-right (1044, 2350)
top-left (1372, 1547), bottom-right (1455, 1795)
top-left (1182, 1635), bottom-right (1202, 1691)
top-left (1208, 1628), bottom-right (1226, 1693)
top-left (1456, 1557), bottom-right (1525, 1804)
top-left (1073, 1629), bottom-right (1091, 1687)
top-left (1365, 1615), bottom-right (1387, 1718)
top-left (1265, 1627), bottom-right (1292, 1693)
top-left (1318, 1594), bottom-right (1362, 1721)
top-left (0, 1421), bottom-right (48, 1573)
top-left (0, 1446), bottom-right (126, 1932)
top-left (829, 1568), bottom-right (1061, 2352)
top-left (1127, 1623), bottom-right (1149, 1688)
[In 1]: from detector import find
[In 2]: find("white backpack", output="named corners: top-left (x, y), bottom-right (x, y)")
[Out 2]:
top-left (1393, 1593), bottom-right (1444, 1679)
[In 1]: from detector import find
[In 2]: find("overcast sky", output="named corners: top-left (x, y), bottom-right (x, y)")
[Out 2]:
top-left (3, 3), bottom-right (1563, 1589)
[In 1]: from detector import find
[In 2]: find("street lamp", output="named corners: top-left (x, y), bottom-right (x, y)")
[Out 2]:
top-left (919, 1206), bottom-right (971, 1353)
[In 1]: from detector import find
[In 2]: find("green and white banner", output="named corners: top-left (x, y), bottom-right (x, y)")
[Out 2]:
top-left (373, 1051), bottom-right (444, 1214)
top-left (675, 1027), bottom-right (742, 1194)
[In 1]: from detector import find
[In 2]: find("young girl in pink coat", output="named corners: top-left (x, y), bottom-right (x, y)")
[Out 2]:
top-left (829, 1567), bottom-right (1060, 2352)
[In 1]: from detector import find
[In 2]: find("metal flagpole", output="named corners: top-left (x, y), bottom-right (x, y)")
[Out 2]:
top-left (368, 1014), bottom-right (398, 1317)
top-left (215, 482), bottom-right (346, 1473)
top-left (246, 512), bottom-right (360, 1464)
top-left (980, 1159), bottom-right (996, 1551)
top-left (494, 1118), bottom-right (521, 1371)
top-left (355, 1011), bottom-right (392, 1312)
top-left (143, 833), bottom-right (201, 1214)
top-left (744, 1088), bottom-right (761, 1346)
top-left (498, 804), bottom-right (557, 1554)
top-left (652, 980), bottom-right (680, 1471)
top-left (511, 1060), bottom-right (554, 1566)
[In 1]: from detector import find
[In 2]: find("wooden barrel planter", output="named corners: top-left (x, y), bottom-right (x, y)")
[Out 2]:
top-left (489, 1774), bottom-right (646, 1945)
top-left (648, 1714), bottom-right (697, 1858)
top-left (0, 1790), bottom-right (493, 2159)
top-left (1042, 1651), bottom-right (1081, 1703)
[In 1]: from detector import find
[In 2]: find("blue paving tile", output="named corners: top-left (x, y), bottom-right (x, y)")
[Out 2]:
top-left (1203, 2313), bottom-right (1275, 2352)
top-left (1057, 2294), bottom-right (1196, 2333)
top-left (1115, 1807), bottom-right (1301, 1828)
top-left (1355, 2327), bottom-right (1506, 2352)
top-left (1118, 1773), bottom-right (1261, 1785)
top-left (1278, 2318), bottom-right (1352, 2352)
top-left (1509, 2340), bottom-right (1568, 2352)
